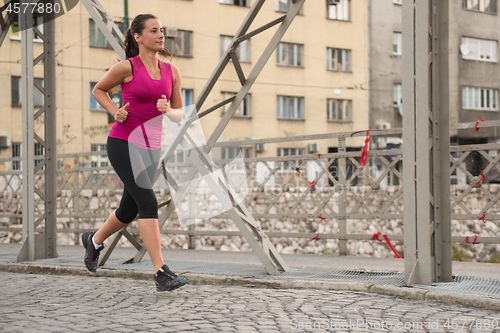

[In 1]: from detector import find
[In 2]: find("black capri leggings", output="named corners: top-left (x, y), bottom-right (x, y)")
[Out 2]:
top-left (107, 136), bottom-right (161, 223)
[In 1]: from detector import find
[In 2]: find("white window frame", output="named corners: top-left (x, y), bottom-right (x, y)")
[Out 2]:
top-left (393, 0), bottom-right (402, 4)
top-left (277, 42), bottom-right (303, 67)
top-left (393, 83), bottom-right (403, 116)
top-left (462, 86), bottom-right (499, 111)
top-left (327, 99), bottom-right (352, 122)
top-left (219, 0), bottom-right (248, 6)
top-left (277, 96), bottom-right (304, 120)
top-left (463, 0), bottom-right (497, 13)
top-left (277, 148), bottom-right (304, 172)
top-left (222, 92), bottom-right (251, 117)
top-left (462, 37), bottom-right (498, 62)
top-left (9, 12), bottom-right (43, 42)
top-left (327, 0), bottom-right (350, 21)
top-left (182, 88), bottom-right (194, 106)
top-left (276, 0), bottom-right (303, 13)
top-left (220, 35), bottom-right (250, 63)
top-left (165, 29), bottom-right (192, 57)
top-left (326, 47), bottom-right (351, 71)
top-left (91, 144), bottom-right (108, 168)
top-left (393, 32), bottom-right (402, 55)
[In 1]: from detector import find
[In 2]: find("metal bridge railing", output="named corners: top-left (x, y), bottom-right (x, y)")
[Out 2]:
top-left (0, 124), bottom-right (499, 253)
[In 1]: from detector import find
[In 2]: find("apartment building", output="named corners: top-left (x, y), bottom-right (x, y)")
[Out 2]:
top-left (0, 0), bottom-right (369, 171)
top-left (370, 0), bottom-right (500, 184)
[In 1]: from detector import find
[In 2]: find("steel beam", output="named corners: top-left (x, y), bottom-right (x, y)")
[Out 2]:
top-left (17, 3), bottom-right (57, 261)
top-left (402, 0), bottom-right (451, 285)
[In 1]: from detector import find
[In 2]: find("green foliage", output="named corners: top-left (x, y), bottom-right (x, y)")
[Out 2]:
top-left (452, 243), bottom-right (472, 262)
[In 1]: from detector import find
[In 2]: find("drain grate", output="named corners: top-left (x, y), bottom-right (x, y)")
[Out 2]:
top-left (415, 275), bottom-right (500, 298)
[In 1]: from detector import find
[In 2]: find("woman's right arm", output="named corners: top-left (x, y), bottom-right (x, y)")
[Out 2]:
top-left (92, 61), bottom-right (132, 120)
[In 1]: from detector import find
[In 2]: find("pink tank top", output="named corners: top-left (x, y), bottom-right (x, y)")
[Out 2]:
top-left (109, 55), bottom-right (173, 150)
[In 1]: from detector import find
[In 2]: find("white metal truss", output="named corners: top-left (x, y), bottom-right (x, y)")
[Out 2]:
top-left (402, 0), bottom-right (452, 285)
top-left (11, 2), bottom-right (58, 261)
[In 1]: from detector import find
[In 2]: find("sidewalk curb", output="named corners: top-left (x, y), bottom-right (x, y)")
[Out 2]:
top-left (1, 261), bottom-right (499, 311)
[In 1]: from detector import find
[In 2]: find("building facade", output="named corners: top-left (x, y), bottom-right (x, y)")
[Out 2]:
top-left (369, 0), bottom-right (500, 184)
top-left (0, 0), bottom-right (369, 170)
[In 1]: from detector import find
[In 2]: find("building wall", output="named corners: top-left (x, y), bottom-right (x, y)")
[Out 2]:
top-left (0, 0), bottom-right (369, 166)
top-left (369, 0), bottom-right (402, 131)
top-left (451, 3), bottom-right (500, 140)
top-left (369, 0), bottom-right (500, 141)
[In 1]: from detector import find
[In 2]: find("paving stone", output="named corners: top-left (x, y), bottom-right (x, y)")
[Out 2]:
top-left (0, 271), bottom-right (498, 333)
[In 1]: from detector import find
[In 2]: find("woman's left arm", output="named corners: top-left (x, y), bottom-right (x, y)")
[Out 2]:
top-left (157, 64), bottom-right (184, 123)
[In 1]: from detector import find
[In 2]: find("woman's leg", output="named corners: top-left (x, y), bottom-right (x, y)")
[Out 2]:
top-left (138, 218), bottom-right (165, 272)
top-left (93, 210), bottom-right (128, 245)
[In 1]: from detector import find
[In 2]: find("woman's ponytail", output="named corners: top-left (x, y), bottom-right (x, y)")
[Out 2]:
top-left (124, 28), bottom-right (139, 59)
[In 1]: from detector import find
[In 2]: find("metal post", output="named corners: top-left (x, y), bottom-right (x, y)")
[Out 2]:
top-left (43, 9), bottom-right (57, 257)
top-left (19, 8), bottom-right (36, 261)
top-left (17, 4), bottom-right (58, 261)
top-left (338, 137), bottom-right (347, 255)
top-left (402, 0), bottom-right (451, 285)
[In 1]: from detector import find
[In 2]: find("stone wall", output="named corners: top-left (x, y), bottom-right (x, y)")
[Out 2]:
top-left (1, 185), bottom-right (499, 262)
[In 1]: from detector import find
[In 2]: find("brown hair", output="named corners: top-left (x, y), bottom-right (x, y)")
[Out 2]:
top-left (124, 14), bottom-right (173, 61)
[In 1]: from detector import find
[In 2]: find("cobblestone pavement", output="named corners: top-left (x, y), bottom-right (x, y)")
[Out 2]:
top-left (0, 271), bottom-right (499, 333)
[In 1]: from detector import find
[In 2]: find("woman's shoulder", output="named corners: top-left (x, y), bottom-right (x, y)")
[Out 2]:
top-left (109, 59), bottom-right (134, 76)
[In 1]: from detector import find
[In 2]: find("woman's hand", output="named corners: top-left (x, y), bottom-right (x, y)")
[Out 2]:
top-left (114, 102), bottom-right (129, 123)
top-left (157, 94), bottom-right (171, 114)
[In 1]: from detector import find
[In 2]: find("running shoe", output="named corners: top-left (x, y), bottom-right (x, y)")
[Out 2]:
top-left (154, 264), bottom-right (188, 292)
top-left (82, 231), bottom-right (104, 272)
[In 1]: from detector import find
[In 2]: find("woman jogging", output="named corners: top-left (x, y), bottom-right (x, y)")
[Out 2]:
top-left (82, 14), bottom-right (187, 292)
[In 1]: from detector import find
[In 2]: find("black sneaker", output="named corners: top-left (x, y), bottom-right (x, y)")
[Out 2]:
top-left (154, 264), bottom-right (188, 292)
top-left (82, 231), bottom-right (104, 272)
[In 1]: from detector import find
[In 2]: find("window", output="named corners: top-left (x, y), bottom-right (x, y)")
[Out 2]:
top-left (277, 96), bottom-right (304, 120)
top-left (327, 0), bottom-right (350, 21)
top-left (463, 0), bottom-right (497, 13)
top-left (89, 19), bottom-right (124, 49)
top-left (276, 0), bottom-right (303, 13)
top-left (277, 43), bottom-right (303, 67)
top-left (326, 47), bottom-right (351, 71)
top-left (10, 142), bottom-right (44, 170)
top-left (461, 37), bottom-right (497, 62)
top-left (222, 92), bottom-right (251, 117)
top-left (34, 143), bottom-right (44, 168)
top-left (12, 142), bottom-right (21, 171)
top-left (393, 0), bottom-right (402, 4)
top-left (327, 99), bottom-right (351, 121)
top-left (182, 89), bottom-right (193, 106)
top-left (166, 150), bottom-right (188, 173)
top-left (278, 148), bottom-right (304, 171)
top-left (11, 76), bottom-right (44, 107)
top-left (393, 32), bottom-right (402, 55)
top-left (462, 87), bottom-right (499, 111)
top-left (90, 83), bottom-right (122, 111)
top-left (10, 13), bottom-right (43, 42)
top-left (220, 35), bottom-right (250, 62)
top-left (221, 147), bottom-right (251, 172)
top-left (219, 0), bottom-right (248, 6)
top-left (393, 84), bottom-right (403, 107)
top-left (165, 29), bottom-right (192, 57)
top-left (91, 144), bottom-right (108, 168)
top-left (393, 83), bottom-right (403, 115)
